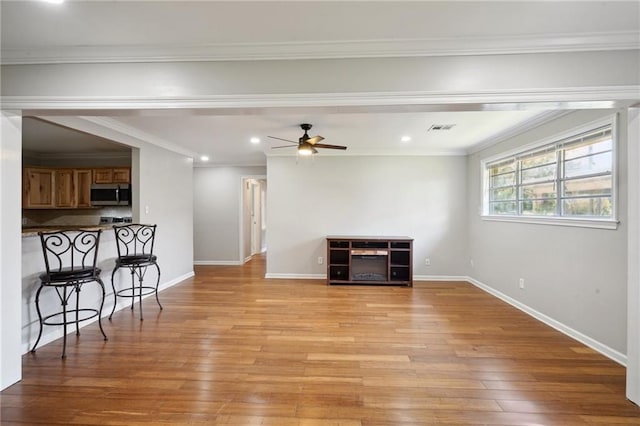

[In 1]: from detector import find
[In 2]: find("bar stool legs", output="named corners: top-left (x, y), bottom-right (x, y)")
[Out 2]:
top-left (109, 224), bottom-right (162, 321)
top-left (109, 262), bottom-right (162, 321)
top-left (30, 279), bottom-right (108, 358)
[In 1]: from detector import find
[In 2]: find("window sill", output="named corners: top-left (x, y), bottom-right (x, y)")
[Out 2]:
top-left (481, 215), bottom-right (619, 230)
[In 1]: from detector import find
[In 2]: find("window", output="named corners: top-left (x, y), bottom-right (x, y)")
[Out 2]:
top-left (483, 117), bottom-right (617, 228)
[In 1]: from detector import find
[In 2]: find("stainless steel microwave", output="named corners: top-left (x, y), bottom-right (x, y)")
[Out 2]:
top-left (90, 184), bottom-right (131, 206)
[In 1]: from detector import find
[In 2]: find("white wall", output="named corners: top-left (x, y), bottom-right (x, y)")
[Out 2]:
top-left (1, 112), bottom-right (22, 389)
top-left (467, 110), bottom-right (628, 359)
top-left (2, 51), bottom-right (639, 100)
top-left (135, 143), bottom-right (194, 283)
top-left (193, 166), bottom-right (266, 264)
top-left (266, 155), bottom-right (468, 278)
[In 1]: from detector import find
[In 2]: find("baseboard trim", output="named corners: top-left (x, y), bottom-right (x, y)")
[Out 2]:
top-left (413, 275), bottom-right (469, 282)
top-left (264, 274), bottom-right (469, 281)
top-left (466, 276), bottom-right (627, 366)
top-left (194, 260), bottom-right (243, 266)
top-left (264, 273), bottom-right (326, 280)
top-left (21, 271), bottom-right (195, 354)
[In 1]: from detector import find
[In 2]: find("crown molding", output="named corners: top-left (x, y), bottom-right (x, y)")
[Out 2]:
top-left (265, 149), bottom-right (467, 158)
top-left (3, 86), bottom-right (639, 112)
top-left (2, 31), bottom-right (638, 65)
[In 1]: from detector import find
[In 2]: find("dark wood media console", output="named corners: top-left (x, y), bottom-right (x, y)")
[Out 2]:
top-left (326, 236), bottom-right (413, 286)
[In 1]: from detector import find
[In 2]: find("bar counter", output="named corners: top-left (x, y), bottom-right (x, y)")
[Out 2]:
top-left (21, 226), bottom-right (127, 353)
top-left (21, 224), bottom-right (114, 237)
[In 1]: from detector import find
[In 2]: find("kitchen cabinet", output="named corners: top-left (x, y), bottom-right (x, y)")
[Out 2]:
top-left (55, 169), bottom-right (75, 208)
top-left (75, 169), bottom-right (93, 208)
top-left (23, 168), bottom-right (55, 209)
top-left (23, 167), bottom-right (94, 209)
top-left (93, 167), bottom-right (130, 184)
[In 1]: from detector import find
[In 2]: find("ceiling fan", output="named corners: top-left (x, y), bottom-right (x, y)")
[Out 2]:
top-left (268, 123), bottom-right (347, 155)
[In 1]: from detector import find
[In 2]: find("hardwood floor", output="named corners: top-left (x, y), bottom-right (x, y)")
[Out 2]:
top-left (2, 255), bottom-right (639, 425)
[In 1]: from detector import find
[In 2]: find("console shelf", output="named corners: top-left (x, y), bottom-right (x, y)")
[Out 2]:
top-left (326, 236), bottom-right (413, 286)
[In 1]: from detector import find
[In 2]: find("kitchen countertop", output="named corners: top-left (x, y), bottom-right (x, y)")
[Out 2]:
top-left (22, 224), bottom-right (116, 237)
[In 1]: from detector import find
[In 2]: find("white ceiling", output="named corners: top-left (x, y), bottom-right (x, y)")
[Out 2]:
top-left (6, 1), bottom-right (639, 166)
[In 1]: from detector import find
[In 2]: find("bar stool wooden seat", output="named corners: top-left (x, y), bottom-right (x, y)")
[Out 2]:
top-left (31, 229), bottom-right (108, 358)
top-left (109, 224), bottom-right (162, 321)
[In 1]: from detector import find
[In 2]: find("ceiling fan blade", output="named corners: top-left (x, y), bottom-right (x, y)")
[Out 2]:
top-left (268, 136), bottom-right (297, 144)
top-left (272, 145), bottom-right (297, 149)
top-left (312, 147), bottom-right (318, 154)
top-left (313, 143), bottom-right (347, 150)
top-left (307, 135), bottom-right (325, 145)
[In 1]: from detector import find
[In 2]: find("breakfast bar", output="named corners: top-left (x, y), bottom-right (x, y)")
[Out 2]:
top-left (21, 225), bottom-right (130, 353)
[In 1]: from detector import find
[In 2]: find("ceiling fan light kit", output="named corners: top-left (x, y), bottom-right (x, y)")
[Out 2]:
top-left (268, 123), bottom-right (347, 156)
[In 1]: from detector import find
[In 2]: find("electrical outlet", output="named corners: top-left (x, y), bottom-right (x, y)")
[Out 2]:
top-left (519, 278), bottom-right (525, 289)
top-left (317, 256), bottom-right (323, 265)
top-left (425, 258), bottom-right (431, 266)
top-left (470, 259), bottom-right (475, 268)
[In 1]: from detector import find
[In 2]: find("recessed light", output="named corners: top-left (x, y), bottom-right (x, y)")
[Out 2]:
top-left (250, 137), bottom-right (261, 144)
top-left (200, 155), bottom-right (209, 162)
top-left (401, 136), bottom-right (412, 142)
top-left (41, 0), bottom-right (64, 4)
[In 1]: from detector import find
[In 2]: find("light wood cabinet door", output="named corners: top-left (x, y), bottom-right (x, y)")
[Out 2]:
top-left (55, 169), bottom-right (75, 208)
top-left (112, 168), bottom-right (130, 183)
top-left (93, 167), bottom-right (130, 184)
top-left (23, 168), bottom-right (55, 209)
top-left (93, 168), bottom-right (113, 184)
top-left (75, 169), bottom-right (93, 208)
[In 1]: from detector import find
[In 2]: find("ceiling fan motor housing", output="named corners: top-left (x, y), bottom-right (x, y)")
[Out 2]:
top-left (300, 123), bottom-right (312, 142)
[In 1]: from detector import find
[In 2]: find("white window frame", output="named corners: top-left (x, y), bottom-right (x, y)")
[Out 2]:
top-left (481, 115), bottom-right (619, 230)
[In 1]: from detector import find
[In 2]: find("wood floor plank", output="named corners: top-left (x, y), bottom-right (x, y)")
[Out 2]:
top-left (1, 255), bottom-right (638, 425)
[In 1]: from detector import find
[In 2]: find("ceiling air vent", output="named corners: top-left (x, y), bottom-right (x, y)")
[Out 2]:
top-left (428, 124), bottom-right (456, 131)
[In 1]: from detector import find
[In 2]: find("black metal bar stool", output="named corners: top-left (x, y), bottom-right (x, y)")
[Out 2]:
top-left (109, 224), bottom-right (162, 321)
top-left (31, 229), bottom-right (108, 358)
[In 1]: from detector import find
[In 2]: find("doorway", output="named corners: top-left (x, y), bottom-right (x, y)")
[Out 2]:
top-left (241, 176), bottom-right (267, 263)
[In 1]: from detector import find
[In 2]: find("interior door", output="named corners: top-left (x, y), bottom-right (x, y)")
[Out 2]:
top-left (250, 181), bottom-right (261, 256)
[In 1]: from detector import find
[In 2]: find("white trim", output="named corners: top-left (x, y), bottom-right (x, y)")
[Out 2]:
top-left (264, 274), bottom-right (470, 282)
top-left (480, 114), bottom-right (619, 224)
top-left (466, 276), bottom-right (627, 366)
top-left (240, 175), bottom-right (268, 268)
top-left (626, 107), bottom-right (640, 404)
top-left (267, 148), bottom-right (468, 157)
top-left (194, 162), bottom-right (267, 168)
top-left (413, 275), bottom-right (469, 282)
top-left (2, 31), bottom-right (638, 65)
top-left (158, 271), bottom-right (194, 291)
top-left (481, 114), bottom-right (618, 166)
top-left (3, 87), bottom-right (639, 111)
top-left (21, 270), bottom-right (194, 354)
top-left (264, 273), bottom-right (325, 280)
top-left (481, 215), bottom-right (620, 230)
top-left (194, 260), bottom-right (242, 266)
